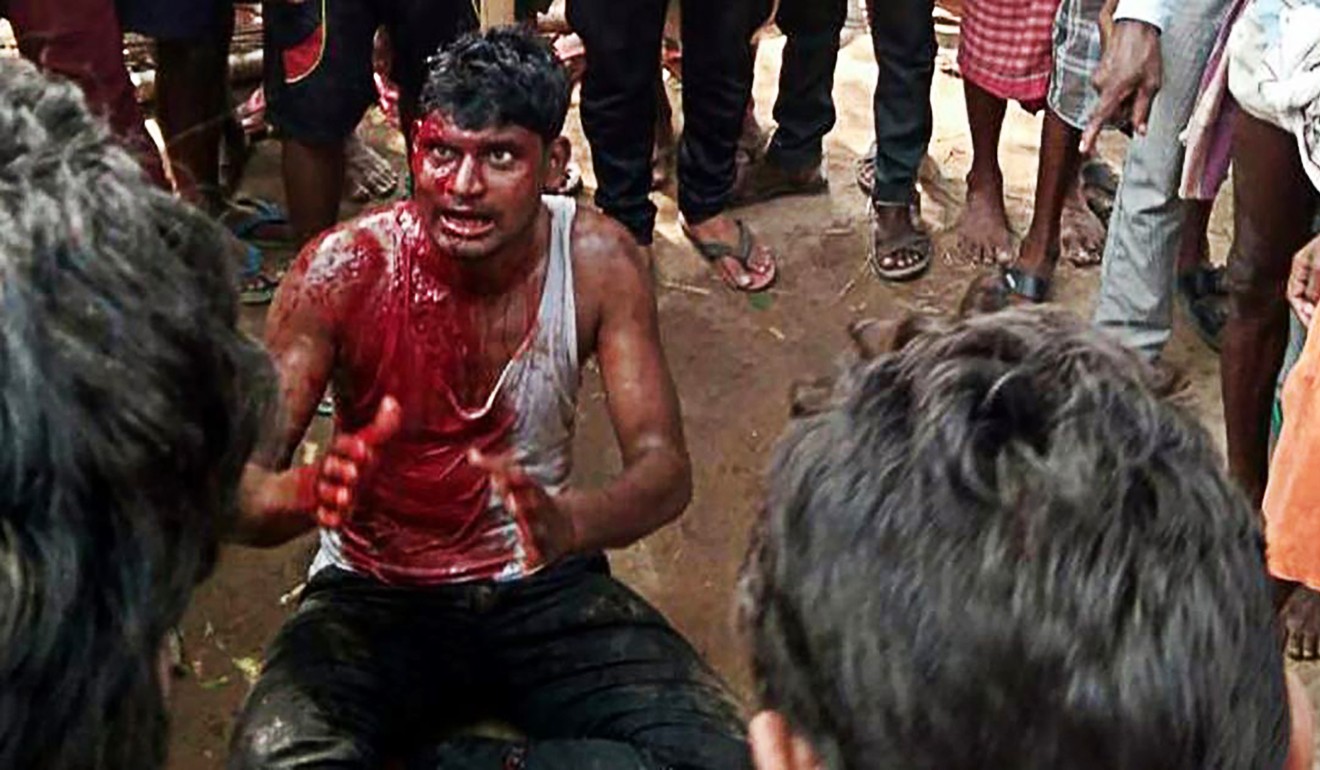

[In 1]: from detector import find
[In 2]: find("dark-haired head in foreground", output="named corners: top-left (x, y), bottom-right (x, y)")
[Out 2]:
top-left (742, 307), bottom-right (1309, 770)
top-left (0, 59), bottom-right (273, 769)
top-left (413, 25), bottom-right (571, 263)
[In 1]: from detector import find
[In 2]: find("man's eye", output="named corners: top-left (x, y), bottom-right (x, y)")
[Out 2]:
top-left (488, 149), bottom-right (515, 165)
top-left (430, 146), bottom-right (459, 162)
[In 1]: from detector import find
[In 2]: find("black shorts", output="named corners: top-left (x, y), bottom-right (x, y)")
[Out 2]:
top-left (115, 0), bottom-right (253, 41)
top-left (264, 0), bottom-right (478, 144)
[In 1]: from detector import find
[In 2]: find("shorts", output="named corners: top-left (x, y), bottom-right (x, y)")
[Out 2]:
top-left (115, 0), bottom-right (249, 41)
top-left (1046, 0), bottom-right (1105, 130)
top-left (264, 0), bottom-right (478, 144)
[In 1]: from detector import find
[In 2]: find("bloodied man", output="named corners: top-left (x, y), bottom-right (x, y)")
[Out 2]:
top-left (227, 27), bottom-right (750, 770)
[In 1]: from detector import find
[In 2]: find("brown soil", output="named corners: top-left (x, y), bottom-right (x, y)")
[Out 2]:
top-left (136, 29), bottom-right (1297, 769)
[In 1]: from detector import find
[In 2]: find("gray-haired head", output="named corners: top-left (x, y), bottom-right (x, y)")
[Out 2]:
top-left (0, 58), bottom-right (274, 770)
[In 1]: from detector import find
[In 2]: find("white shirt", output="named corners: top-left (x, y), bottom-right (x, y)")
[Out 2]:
top-left (1114, 0), bottom-right (1172, 31)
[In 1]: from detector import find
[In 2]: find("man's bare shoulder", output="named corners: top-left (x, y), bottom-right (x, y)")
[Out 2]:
top-left (294, 203), bottom-right (406, 289)
top-left (569, 206), bottom-right (650, 293)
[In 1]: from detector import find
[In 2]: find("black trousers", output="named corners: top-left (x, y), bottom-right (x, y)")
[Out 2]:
top-left (766, 0), bottom-right (935, 204)
top-left (568, 0), bottom-right (767, 244)
top-left (229, 556), bottom-right (750, 770)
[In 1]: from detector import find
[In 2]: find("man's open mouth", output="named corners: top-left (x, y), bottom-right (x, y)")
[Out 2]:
top-left (438, 210), bottom-right (496, 239)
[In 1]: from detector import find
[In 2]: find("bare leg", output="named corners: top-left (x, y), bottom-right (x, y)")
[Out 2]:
top-left (1221, 113), bottom-right (1320, 659)
top-left (155, 22), bottom-right (231, 211)
top-left (951, 81), bottom-right (1012, 266)
top-left (284, 139), bottom-right (348, 245)
top-left (1222, 113), bottom-right (1317, 506)
top-left (1015, 111), bottom-right (1085, 285)
top-left (1176, 199), bottom-right (1215, 275)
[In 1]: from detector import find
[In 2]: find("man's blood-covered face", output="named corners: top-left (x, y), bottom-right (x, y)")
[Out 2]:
top-left (411, 113), bottom-right (551, 262)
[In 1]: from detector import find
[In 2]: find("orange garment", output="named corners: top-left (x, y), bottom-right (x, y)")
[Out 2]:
top-left (1264, 324), bottom-right (1320, 589)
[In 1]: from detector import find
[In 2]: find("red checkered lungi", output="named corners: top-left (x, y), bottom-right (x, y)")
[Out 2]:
top-left (957, 0), bottom-right (1062, 110)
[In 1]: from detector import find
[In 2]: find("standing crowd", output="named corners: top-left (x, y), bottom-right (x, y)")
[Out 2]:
top-left (2, 0), bottom-right (1320, 769)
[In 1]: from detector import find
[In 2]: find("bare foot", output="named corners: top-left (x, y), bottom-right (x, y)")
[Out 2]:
top-left (682, 213), bottom-right (777, 292)
top-left (948, 171), bottom-right (1012, 266)
top-left (1284, 586), bottom-right (1320, 660)
top-left (346, 135), bottom-right (398, 203)
top-left (1061, 183), bottom-right (1107, 267)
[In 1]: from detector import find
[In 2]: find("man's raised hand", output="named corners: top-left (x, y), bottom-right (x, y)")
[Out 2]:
top-left (469, 448), bottom-right (578, 568)
top-left (1081, 18), bottom-right (1163, 154)
top-left (304, 396), bottom-right (402, 529)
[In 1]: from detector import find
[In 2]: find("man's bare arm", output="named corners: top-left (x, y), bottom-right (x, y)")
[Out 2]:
top-left (557, 226), bottom-right (692, 552)
top-left (231, 239), bottom-right (356, 546)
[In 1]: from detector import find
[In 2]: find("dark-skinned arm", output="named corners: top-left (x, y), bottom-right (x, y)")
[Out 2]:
top-left (231, 239), bottom-right (400, 546)
top-left (560, 231), bottom-right (691, 551)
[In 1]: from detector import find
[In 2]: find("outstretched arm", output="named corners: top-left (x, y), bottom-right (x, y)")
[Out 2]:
top-left (232, 239), bottom-right (398, 546)
top-left (472, 230), bottom-right (690, 565)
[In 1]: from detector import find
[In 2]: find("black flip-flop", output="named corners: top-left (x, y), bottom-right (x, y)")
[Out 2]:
top-left (1176, 265), bottom-right (1227, 351)
top-left (685, 219), bottom-right (777, 292)
top-left (959, 266), bottom-right (1051, 316)
top-left (1001, 266), bottom-right (1051, 302)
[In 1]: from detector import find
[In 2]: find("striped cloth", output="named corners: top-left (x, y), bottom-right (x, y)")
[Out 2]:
top-left (958, 0), bottom-right (1063, 109)
top-left (1047, 0), bottom-right (1107, 130)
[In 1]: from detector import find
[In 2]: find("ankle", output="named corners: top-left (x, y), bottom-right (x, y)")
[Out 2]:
top-left (1016, 228), bottom-right (1056, 271)
top-left (965, 166), bottom-right (1004, 193)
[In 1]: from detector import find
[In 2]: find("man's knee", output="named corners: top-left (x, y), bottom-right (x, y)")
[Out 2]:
top-left (1225, 247), bottom-right (1289, 316)
top-left (229, 687), bottom-right (374, 770)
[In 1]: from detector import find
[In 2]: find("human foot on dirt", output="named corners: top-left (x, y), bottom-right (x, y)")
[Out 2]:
top-left (869, 201), bottom-right (931, 282)
top-left (732, 156), bottom-right (828, 207)
top-left (948, 170), bottom-right (1013, 266)
top-left (346, 135), bottom-right (399, 203)
top-left (681, 213), bottom-right (777, 292)
top-left (1062, 183), bottom-right (1107, 267)
top-left (1284, 587), bottom-right (1320, 660)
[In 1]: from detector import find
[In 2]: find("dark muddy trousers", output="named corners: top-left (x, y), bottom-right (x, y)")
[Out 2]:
top-left (229, 556), bottom-right (750, 770)
top-left (567, 0), bottom-right (768, 244)
top-left (764, 0), bottom-right (935, 204)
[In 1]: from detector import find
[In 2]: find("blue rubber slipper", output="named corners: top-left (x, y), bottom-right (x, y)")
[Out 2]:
top-left (226, 196), bottom-right (289, 243)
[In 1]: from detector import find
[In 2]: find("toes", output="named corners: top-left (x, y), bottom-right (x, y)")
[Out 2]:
top-left (748, 245), bottom-right (776, 275)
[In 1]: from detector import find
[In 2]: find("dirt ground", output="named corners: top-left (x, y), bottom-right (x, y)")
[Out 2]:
top-left (158, 28), bottom-right (1316, 769)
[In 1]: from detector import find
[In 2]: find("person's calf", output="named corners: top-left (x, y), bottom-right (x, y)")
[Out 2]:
top-left (283, 138), bottom-right (348, 245)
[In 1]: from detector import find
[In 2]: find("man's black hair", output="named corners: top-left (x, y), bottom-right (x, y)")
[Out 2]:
top-left (0, 59), bottom-right (274, 769)
top-left (741, 306), bottom-right (1288, 770)
top-left (420, 24), bottom-right (571, 143)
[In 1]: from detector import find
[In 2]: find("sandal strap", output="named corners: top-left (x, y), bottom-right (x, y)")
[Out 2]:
top-left (690, 220), bottom-right (755, 269)
top-left (1002, 266), bottom-right (1050, 303)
